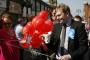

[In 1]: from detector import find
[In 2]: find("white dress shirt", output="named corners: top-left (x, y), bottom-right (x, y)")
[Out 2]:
top-left (15, 24), bottom-right (23, 40)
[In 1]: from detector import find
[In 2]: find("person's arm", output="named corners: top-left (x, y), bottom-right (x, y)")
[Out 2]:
top-left (47, 23), bottom-right (61, 56)
top-left (70, 23), bottom-right (88, 60)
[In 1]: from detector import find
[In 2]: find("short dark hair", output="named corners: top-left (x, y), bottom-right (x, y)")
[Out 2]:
top-left (56, 3), bottom-right (71, 15)
top-left (74, 15), bottom-right (82, 21)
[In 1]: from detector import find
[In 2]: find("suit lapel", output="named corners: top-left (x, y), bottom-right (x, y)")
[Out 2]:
top-left (68, 19), bottom-right (77, 52)
top-left (54, 23), bottom-right (62, 37)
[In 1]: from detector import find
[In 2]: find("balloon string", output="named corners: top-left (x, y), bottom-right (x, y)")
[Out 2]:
top-left (0, 39), bottom-right (55, 59)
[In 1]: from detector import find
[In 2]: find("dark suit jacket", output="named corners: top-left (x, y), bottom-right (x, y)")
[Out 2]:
top-left (48, 20), bottom-right (88, 60)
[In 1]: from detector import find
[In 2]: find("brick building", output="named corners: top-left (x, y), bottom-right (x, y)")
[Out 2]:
top-left (84, 2), bottom-right (90, 23)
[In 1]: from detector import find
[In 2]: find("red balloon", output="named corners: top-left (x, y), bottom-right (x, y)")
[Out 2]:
top-left (33, 30), bottom-right (42, 36)
top-left (27, 22), bottom-right (35, 36)
top-left (22, 21), bottom-right (35, 36)
top-left (30, 35), bottom-right (44, 48)
top-left (21, 43), bottom-right (29, 48)
top-left (36, 22), bottom-right (45, 34)
top-left (32, 16), bottom-right (39, 24)
top-left (32, 16), bottom-right (45, 30)
top-left (22, 25), bottom-right (29, 36)
top-left (38, 11), bottom-right (48, 20)
top-left (43, 20), bottom-right (53, 33)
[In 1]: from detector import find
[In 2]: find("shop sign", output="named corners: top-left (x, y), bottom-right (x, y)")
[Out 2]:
top-left (9, 1), bottom-right (22, 14)
top-left (0, 0), bottom-right (6, 8)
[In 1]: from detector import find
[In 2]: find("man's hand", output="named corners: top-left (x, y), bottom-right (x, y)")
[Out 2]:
top-left (42, 43), bottom-right (48, 52)
top-left (56, 54), bottom-right (62, 60)
top-left (61, 54), bottom-right (71, 60)
top-left (20, 40), bottom-right (26, 44)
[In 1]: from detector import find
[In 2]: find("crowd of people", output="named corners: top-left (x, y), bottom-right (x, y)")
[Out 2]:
top-left (0, 3), bottom-right (90, 60)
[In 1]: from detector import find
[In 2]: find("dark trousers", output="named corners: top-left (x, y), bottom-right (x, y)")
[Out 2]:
top-left (83, 46), bottom-right (90, 60)
top-left (20, 49), bottom-right (24, 60)
top-left (22, 48), bottom-right (47, 60)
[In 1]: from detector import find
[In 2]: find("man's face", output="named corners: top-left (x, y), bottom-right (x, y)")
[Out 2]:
top-left (52, 9), bottom-right (56, 16)
top-left (51, 9), bottom-right (56, 20)
top-left (56, 8), bottom-right (67, 23)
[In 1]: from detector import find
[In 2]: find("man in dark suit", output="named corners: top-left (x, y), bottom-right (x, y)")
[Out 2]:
top-left (47, 3), bottom-right (88, 60)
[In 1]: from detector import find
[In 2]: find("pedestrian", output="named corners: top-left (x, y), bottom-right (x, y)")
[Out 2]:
top-left (0, 12), bottom-right (20, 60)
top-left (47, 3), bottom-right (88, 60)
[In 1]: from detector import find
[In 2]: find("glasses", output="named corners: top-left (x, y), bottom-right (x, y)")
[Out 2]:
top-left (4, 23), bottom-right (11, 25)
top-left (4, 23), bottom-right (12, 27)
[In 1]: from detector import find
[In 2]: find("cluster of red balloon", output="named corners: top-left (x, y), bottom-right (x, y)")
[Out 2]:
top-left (22, 11), bottom-right (53, 48)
